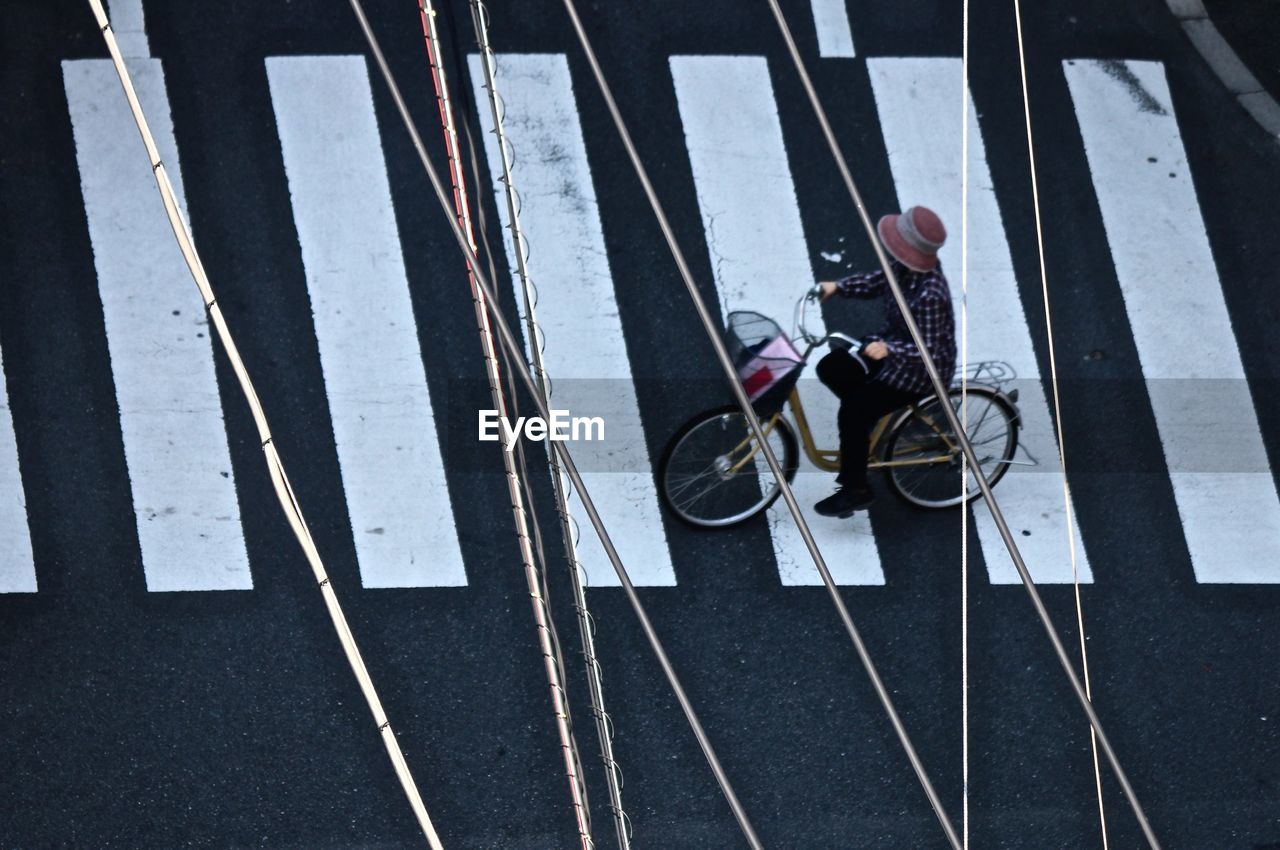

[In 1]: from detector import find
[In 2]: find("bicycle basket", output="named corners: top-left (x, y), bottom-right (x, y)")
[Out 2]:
top-left (725, 311), bottom-right (804, 412)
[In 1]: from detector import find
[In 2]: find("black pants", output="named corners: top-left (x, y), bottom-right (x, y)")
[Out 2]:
top-left (816, 349), bottom-right (921, 488)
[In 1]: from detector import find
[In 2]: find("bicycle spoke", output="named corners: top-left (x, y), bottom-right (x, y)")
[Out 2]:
top-left (659, 408), bottom-right (794, 527)
top-left (885, 388), bottom-right (1018, 508)
top-left (967, 431), bottom-right (1008, 448)
top-left (666, 470), bottom-right (724, 503)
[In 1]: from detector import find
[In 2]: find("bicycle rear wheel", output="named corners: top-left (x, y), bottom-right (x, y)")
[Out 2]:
top-left (658, 405), bottom-right (799, 528)
top-left (883, 386), bottom-right (1018, 509)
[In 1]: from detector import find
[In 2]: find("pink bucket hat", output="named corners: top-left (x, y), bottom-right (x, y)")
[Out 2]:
top-left (877, 205), bottom-right (946, 272)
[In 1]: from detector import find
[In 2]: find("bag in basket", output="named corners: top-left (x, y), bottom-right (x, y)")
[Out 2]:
top-left (736, 334), bottom-right (803, 402)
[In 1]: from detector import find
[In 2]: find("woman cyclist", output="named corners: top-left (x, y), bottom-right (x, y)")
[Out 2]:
top-left (813, 205), bottom-right (957, 518)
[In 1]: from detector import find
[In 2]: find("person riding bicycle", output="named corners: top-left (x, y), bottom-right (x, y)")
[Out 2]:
top-left (813, 205), bottom-right (957, 518)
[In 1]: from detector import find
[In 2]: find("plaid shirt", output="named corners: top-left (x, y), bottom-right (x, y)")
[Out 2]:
top-left (835, 260), bottom-right (956, 395)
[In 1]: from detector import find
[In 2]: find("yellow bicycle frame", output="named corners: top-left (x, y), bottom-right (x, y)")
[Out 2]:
top-left (724, 388), bottom-right (960, 474)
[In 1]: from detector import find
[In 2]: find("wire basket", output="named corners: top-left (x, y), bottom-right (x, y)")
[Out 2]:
top-left (726, 311), bottom-right (805, 413)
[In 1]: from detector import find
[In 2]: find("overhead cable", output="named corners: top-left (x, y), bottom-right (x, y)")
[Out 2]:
top-left (960, 0), bottom-right (972, 843)
top-left (465, 1), bottom-right (633, 845)
top-left (760, 1), bottom-right (1162, 846)
top-left (431, 0), bottom-right (606, 841)
top-left (1009, 0), bottom-right (1110, 844)
top-left (83, 1), bottom-right (445, 846)
top-left (433, 10), bottom-right (602, 843)
top-left (344, 1), bottom-right (764, 846)
top-left (445, 19), bottom-right (595, 832)
top-left (413, 1), bottom-right (593, 845)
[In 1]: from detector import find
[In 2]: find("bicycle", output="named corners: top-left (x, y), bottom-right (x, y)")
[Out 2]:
top-left (657, 286), bottom-right (1025, 528)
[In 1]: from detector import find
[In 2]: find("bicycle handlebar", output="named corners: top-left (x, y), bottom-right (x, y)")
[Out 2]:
top-left (795, 286), bottom-right (860, 355)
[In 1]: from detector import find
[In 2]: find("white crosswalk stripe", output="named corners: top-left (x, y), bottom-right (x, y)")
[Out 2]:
top-left (267, 55), bottom-right (467, 588)
top-left (0, 343), bottom-right (36, 593)
top-left (809, 0), bottom-right (857, 58)
top-left (63, 58), bottom-right (251, 592)
top-left (104, 0), bottom-right (150, 58)
top-left (867, 57), bottom-right (1094, 585)
top-left (671, 55), bottom-right (886, 586)
top-left (1065, 58), bottom-right (1280, 583)
top-left (469, 53), bottom-right (677, 588)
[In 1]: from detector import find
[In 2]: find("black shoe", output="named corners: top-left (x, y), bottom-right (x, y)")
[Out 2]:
top-left (813, 485), bottom-right (875, 518)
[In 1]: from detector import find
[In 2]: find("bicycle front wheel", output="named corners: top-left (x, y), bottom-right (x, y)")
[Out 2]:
top-left (883, 386), bottom-right (1019, 509)
top-left (658, 405), bottom-right (799, 528)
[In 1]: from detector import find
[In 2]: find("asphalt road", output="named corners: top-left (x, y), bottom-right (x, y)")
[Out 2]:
top-left (1205, 0), bottom-right (1280, 98)
top-left (2, 0), bottom-right (1279, 847)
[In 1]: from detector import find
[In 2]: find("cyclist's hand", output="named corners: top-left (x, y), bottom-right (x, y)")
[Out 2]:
top-left (864, 340), bottom-right (889, 360)
top-left (818, 281), bottom-right (838, 302)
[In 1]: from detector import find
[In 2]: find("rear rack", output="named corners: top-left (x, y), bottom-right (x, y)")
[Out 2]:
top-left (955, 359), bottom-right (1017, 390)
top-left (953, 360), bottom-right (1040, 468)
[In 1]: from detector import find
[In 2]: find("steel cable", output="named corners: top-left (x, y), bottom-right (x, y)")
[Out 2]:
top-left (960, 0), bottom-right (972, 843)
top-left (465, 2), bottom-right (633, 845)
top-left (449, 12), bottom-right (599, 843)
top-left (761, 0), bottom-right (1162, 846)
top-left (434, 5), bottom-right (603, 838)
top-left (1009, 0), bottom-right (1111, 844)
top-left (414, 2), bottom-right (593, 844)
top-left (463, 55), bottom-right (598, 850)
top-left (446, 14), bottom-right (596, 838)
top-left (83, 1), bottom-right (445, 846)
top-left (345, 1), bottom-right (763, 847)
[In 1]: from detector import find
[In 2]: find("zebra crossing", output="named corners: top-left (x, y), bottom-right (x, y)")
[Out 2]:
top-left (9, 35), bottom-right (1278, 592)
